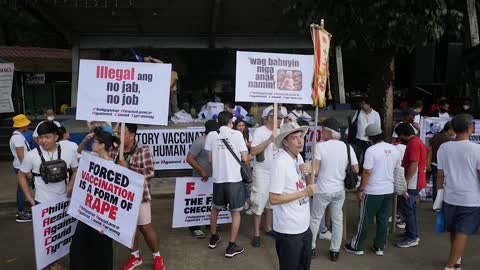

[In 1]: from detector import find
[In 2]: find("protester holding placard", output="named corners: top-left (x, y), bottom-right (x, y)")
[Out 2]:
top-left (204, 111), bottom-right (249, 258)
top-left (18, 122), bottom-right (79, 205)
top-left (269, 122), bottom-right (316, 270)
top-left (186, 120), bottom-right (220, 239)
top-left (68, 130), bottom-right (118, 270)
top-left (110, 123), bottom-right (165, 270)
top-left (18, 122), bottom-right (79, 270)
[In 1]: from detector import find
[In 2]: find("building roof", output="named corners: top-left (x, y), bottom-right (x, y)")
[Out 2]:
top-left (0, 47), bottom-right (71, 72)
top-left (22, 0), bottom-right (316, 49)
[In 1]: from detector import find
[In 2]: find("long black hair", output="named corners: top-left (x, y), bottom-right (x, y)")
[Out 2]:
top-left (233, 118), bottom-right (250, 142)
top-left (94, 130), bottom-right (120, 151)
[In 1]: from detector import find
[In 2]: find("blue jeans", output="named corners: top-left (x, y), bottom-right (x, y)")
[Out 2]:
top-left (14, 168), bottom-right (34, 213)
top-left (13, 168), bottom-right (26, 213)
top-left (400, 189), bottom-right (420, 240)
top-left (431, 165), bottom-right (438, 202)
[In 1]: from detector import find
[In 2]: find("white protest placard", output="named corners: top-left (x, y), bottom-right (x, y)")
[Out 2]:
top-left (32, 197), bottom-right (78, 270)
top-left (67, 152), bottom-right (144, 248)
top-left (304, 126), bottom-right (322, 160)
top-left (172, 177), bottom-right (232, 228)
top-left (136, 128), bottom-right (205, 170)
top-left (420, 117), bottom-right (480, 145)
top-left (235, 51), bottom-right (314, 104)
top-left (76, 59), bottom-right (171, 125)
top-left (0, 63), bottom-right (14, 113)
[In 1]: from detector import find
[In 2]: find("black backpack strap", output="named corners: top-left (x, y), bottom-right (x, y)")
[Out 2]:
top-left (352, 109), bottom-right (361, 124)
top-left (37, 147), bottom-right (47, 164)
top-left (221, 138), bottom-right (243, 166)
top-left (344, 141), bottom-right (352, 168)
top-left (57, 144), bottom-right (61, 159)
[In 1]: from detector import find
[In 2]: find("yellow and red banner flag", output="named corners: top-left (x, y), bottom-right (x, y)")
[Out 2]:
top-left (310, 25), bottom-right (332, 108)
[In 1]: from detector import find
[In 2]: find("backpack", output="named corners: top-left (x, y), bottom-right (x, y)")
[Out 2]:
top-left (37, 145), bottom-right (68, 184)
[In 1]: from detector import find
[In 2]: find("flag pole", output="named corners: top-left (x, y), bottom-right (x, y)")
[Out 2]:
top-left (273, 103), bottom-right (278, 138)
top-left (308, 19), bottom-right (324, 186)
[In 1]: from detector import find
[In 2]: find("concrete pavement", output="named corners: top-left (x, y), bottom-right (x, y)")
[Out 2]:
top-left (1, 161), bottom-right (479, 269)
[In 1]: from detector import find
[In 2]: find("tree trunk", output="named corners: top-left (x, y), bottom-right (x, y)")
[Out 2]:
top-left (369, 49), bottom-right (395, 142)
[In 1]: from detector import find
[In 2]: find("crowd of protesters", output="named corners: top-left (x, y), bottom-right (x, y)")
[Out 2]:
top-left (8, 96), bottom-right (480, 270)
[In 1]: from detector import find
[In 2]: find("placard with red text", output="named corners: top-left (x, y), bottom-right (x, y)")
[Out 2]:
top-left (32, 197), bottom-right (78, 270)
top-left (172, 177), bottom-right (232, 228)
top-left (76, 59), bottom-right (171, 125)
top-left (67, 152), bottom-right (144, 248)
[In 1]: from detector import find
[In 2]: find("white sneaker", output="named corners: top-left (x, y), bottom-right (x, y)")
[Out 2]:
top-left (318, 230), bottom-right (332, 240)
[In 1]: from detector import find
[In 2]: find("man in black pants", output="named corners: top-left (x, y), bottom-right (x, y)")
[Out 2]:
top-left (269, 122), bottom-right (317, 270)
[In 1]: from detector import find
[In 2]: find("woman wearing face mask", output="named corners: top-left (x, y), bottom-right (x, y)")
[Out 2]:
top-left (69, 130), bottom-right (120, 270)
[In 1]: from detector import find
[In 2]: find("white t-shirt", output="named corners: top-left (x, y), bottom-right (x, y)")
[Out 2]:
top-left (414, 114), bottom-right (421, 125)
top-left (59, 140), bottom-right (80, 159)
top-left (20, 144), bottom-right (79, 203)
top-left (270, 149), bottom-right (310, 234)
top-left (438, 112), bottom-right (450, 118)
top-left (315, 140), bottom-right (358, 194)
top-left (33, 120), bottom-right (61, 137)
top-left (205, 126), bottom-right (248, 184)
top-left (437, 140), bottom-right (480, 207)
top-left (252, 125), bottom-right (276, 169)
top-left (363, 142), bottom-right (401, 195)
top-left (9, 131), bottom-right (31, 169)
top-left (354, 109), bottom-right (381, 142)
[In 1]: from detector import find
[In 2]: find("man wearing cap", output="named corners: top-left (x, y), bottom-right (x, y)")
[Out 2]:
top-left (310, 118), bottom-right (359, 261)
top-left (269, 122), bottom-right (316, 270)
top-left (249, 105), bottom-right (282, 247)
top-left (344, 124), bottom-right (401, 256)
top-left (9, 114), bottom-right (33, 222)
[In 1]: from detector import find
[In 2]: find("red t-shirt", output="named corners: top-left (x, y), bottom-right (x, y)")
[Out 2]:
top-left (402, 136), bottom-right (428, 190)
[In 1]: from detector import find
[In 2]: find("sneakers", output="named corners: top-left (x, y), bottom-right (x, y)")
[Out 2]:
top-left (16, 211), bottom-right (32, 223)
top-left (225, 243), bottom-right (245, 258)
top-left (372, 246), bottom-right (384, 256)
top-left (251, 236), bottom-right (261, 248)
top-left (344, 243), bottom-right (364, 255)
top-left (123, 255), bottom-right (143, 270)
top-left (318, 230), bottom-right (332, 240)
top-left (208, 234), bottom-right (221, 249)
top-left (312, 249), bottom-right (316, 257)
top-left (395, 238), bottom-right (419, 248)
top-left (245, 208), bottom-right (254, 215)
top-left (153, 256), bottom-right (166, 270)
top-left (396, 222), bottom-right (406, 229)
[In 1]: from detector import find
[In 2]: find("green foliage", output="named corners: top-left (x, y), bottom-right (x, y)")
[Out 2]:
top-left (285, 0), bottom-right (464, 52)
